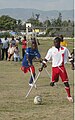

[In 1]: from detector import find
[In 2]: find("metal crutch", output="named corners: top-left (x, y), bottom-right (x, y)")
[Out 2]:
top-left (25, 72), bottom-right (41, 98)
top-left (29, 67), bottom-right (37, 88)
top-left (45, 68), bottom-right (58, 86)
top-left (44, 68), bottom-right (51, 79)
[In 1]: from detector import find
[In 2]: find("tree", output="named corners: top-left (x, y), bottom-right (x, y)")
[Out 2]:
top-left (44, 20), bottom-right (51, 27)
top-left (0, 15), bottom-right (16, 30)
top-left (57, 12), bottom-right (62, 26)
top-left (35, 14), bottom-right (40, 20)
top-left (27, 18), bottom-right (43, 27)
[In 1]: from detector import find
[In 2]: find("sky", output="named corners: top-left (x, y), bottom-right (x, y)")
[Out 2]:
top-left (0, 0), bottom-right (74, 11)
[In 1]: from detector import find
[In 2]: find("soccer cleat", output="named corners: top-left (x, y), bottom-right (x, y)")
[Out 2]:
top-left (29, 83), bottom-right (33, 87)
top-left (67, 96), bottom-right (73, 102)
top-left (29, 83), bottom-right (37, 88)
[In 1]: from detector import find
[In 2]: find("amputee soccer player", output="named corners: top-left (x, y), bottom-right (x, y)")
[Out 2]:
top-left (55, 35), bottom-right (68, 82)
top-left (21, 40), bottom-right (42, 87)
top-left (39, 37), bottom-right (74, 102)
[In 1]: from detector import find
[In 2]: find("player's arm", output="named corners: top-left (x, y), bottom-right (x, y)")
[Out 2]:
top-left (35, 50), bottom-right (43, 63)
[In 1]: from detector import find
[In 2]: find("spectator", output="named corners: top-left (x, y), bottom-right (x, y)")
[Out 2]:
top-left (22, 36), bottom-right (27, 59)
top-left (7, 43), bottom-right (15, 61)
top-left (60, 35), bottom-right (68, 47)
top-left (2, 36), bottom-right (9, 60)
top-left (10, 36), bottom-right (16, 47)
top-left (14, 46), bottom-right (20, 62)
top-left (0, 39), bottom-right (2, 60)
top-left (71, 48), bottom-right (75, 70)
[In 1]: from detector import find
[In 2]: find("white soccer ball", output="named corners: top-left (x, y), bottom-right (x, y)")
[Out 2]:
top-left (34, 96), bottom-right (42, 105)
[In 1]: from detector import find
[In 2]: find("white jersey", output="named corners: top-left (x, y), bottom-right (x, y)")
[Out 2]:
top-left (2, 39), bottom-right (9, 49)
top-left (45, 46), bottom-right (71, 67)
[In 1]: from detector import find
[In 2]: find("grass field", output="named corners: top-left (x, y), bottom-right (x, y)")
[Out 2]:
top-left (0, 38), bottom-right (74, 120)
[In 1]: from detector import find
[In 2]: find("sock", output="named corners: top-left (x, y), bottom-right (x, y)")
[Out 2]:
top-left (65, 87), bottom-right (71, 97)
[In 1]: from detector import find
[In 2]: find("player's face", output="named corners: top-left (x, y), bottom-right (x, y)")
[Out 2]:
top-left (54, 40), bottom-right (60, 48)
top-left (32, 43), bottom-right (37, 50)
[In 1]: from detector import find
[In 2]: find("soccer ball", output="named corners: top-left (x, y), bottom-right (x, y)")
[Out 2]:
top-left (34, 96), bottom-right (42, 105)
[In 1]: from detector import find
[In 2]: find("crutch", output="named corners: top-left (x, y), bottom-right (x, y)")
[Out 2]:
top-left (44, 68), bottom-right (51, 79)
top-left (44, 68), bottom-right (57, 86)
top-left (29, 67), bottom-right (37, 88)
top-left (25, 72), bottom-right (41, 98)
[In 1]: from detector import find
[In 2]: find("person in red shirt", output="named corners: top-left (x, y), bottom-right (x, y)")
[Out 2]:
top-left (22, 36), bottom-right (27, 59)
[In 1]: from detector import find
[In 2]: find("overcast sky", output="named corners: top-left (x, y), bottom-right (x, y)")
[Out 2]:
top-left (0, 0), bottom-right (74, 11)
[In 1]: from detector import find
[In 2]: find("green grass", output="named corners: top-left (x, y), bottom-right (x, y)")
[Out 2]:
top-left (0, 38), bottom-right (74, 120)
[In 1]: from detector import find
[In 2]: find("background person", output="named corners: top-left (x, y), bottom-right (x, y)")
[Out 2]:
top-left (0, 39), bottom-right (2, 60)
top-left (10, 36), bottom-right (16, 60)
top-left (39, 37), bottom-right (74, 102)
top-left (14, 46), bottom-right (20, 62)
top-left (10, 36), bottom-right (16, 47)
top-left (60, 35), bottom-right (68, 47)
top-left (2, 36), bottom-right (9, 60)
top-left (7, 43), bottom-right (15, 61)
top-left (71, 48), bottom-right (75, 70)
top-left (22, 36), bottom-right (27, 59)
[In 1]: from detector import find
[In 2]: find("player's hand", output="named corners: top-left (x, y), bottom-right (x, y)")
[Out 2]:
top-left (39, 58), bottom-right (43, 63)
top-left (39, 67), bottom-right (43, 72)
top-left (43, 64), bottom-right (47, 68)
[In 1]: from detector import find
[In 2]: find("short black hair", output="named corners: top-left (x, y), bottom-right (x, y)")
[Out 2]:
top-left (32, 40), bottom-right (36, 44)
top-left (54, 37), bottom-right (61, 42)
top-left (60, 35), bottom-right (63, 39)
top-left (24, 36), bottom-right (26, 39)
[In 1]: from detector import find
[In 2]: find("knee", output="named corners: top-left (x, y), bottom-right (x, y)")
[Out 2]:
top-left (64, 82), bottom-right (69, 87)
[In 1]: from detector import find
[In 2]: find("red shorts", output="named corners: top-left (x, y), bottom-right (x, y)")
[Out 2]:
top-left (21, 65), bottom-right (35, 74)
top-left (52, 66), bottom-right (68, 83)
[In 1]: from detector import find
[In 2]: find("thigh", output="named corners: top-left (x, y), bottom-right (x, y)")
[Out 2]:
top-left (21, 66), bottom-right (29, 73)
top-left (29, 65), bottom-right (35, 73)
top-left (59, 67), bottom-right (68, 82)
top-left (52, 67), bottom-right (59, 82)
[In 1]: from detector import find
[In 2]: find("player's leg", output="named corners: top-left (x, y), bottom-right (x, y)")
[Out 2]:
top-left (22, 49), bottom-right (24, 59)
top-left (2, 48), bottom-right (4, 60)
top-left (59, 66), bottom-right (73, 102)
top-left (5, 48), bottom-right (8, 60)
top-left (50, 67), bottom-right (59, 86)
top-left (55, 76), bottom-right (59, 82)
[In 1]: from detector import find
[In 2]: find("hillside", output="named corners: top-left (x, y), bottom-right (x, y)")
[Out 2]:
top-left (0, 8), bottom-right (74, 21)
